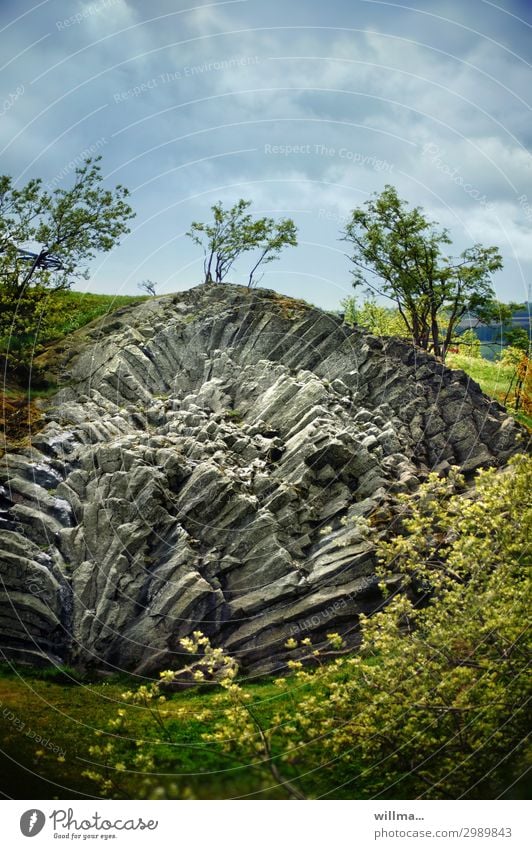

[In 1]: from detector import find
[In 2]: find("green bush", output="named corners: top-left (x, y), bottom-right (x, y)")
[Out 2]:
top-left (457, 328), bottom-right (481, 357)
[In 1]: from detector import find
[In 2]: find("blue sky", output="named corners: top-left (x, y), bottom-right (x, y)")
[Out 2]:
top-left (1, 0), bottom-right (531, 309)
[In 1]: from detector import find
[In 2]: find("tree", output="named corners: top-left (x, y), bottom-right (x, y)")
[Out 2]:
top-left (138, 279), bottom-right (158, 296)
top-left (341, 295), bottom-right (409, 337)
top-left (504, 325), bottom-right (530, 354)
top-left (246, 217), bottom-right (298, 287)
top-left (341, 185), bottom-right (503, 359)
top-left (501, 346), bottom-right (531, 414)
top-left (186, 199), bottom-right (297, 286)
top-left (457, 327), bottom-right (481, 357)
top-left (0, 156), bottom-right (134, 359)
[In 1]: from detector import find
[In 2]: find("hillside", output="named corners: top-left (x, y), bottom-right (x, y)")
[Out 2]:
top-left (0, 284), bottom-right (524, 677)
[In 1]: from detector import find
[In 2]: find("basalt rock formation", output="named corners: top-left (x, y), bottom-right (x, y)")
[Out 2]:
top-left (0, 285), bottom-right (523, 675)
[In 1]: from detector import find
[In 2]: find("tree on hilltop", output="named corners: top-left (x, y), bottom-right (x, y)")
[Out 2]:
top-left (187, 199), bottom-right (297, 287)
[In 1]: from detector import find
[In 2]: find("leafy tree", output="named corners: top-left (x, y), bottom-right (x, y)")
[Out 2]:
top-left (187, 199), bottom-right (297, 286)
top-left (246, 217), bottom-right (298, 287)
top-left (187, 199), bottom-right (251, 284)
top-left (513, 353), bottom-right (531, 414)
top-left (341, 185), bottom-right (503, 359)
top-left (501, 347), bottom-right (531, 414)
top-left (0, 157), bottom-right (134, 360)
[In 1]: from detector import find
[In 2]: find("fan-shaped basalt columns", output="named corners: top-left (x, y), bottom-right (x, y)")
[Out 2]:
top-left (0, 285), bottom-right (523, 673)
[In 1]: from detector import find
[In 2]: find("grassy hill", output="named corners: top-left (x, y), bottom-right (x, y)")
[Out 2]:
top-left (39, 290), bottom-right (148, 343)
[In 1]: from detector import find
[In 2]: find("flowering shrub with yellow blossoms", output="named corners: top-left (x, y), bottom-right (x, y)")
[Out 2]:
top-left (83, 455), bottom-right (531, 799)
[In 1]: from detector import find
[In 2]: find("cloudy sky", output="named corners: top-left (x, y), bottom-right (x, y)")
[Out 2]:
top-left (1, 0), bottom-right (531, 309)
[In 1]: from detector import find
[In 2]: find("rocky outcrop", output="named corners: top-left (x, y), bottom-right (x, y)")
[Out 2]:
top-left (0, 285), bottom-right (524, 675)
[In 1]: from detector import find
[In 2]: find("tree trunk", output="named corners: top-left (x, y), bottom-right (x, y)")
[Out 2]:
top-left (204, 249), bottom-right (214, 284)
top-left (431, 313), bottom-right (441, 359)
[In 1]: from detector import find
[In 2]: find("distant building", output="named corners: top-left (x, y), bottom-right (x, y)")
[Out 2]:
top-left (455, 305), bottom-right (530, 359)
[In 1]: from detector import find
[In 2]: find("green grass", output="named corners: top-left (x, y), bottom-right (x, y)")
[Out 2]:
top-left (447, 353), bottom-right (515, 399)
top-left (2, 661), bottom-right (524, 801)
top-left (447, 352), bottom-right (532, 430)
top-left (40, 290), bottom-right (147, 343)
top-left (0, 670), bottom-right (310, 800)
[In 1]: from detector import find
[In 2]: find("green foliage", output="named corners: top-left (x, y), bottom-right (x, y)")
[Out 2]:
top-left (472, 300), bottom-right (514, 327)
top-left (500, 346), bottom-right (525, 369)
top-left (223, 407), bottom-right (244, 423)
top-left (39, 290), bottom-right (146, 342)
top-left (504, 326), bottom-right (530, 353)
top-left (447, 351), bottom-right (532, 429)
top-left (0, 662), bottom-right (83, 684)
top-left (81, 634), bottom-right (241, 799)
top-left (0, 157), bottom-right (135, 360)
top-left (187, 199), bottom-right (297, 286)
top-left (457, 328), bottom-right (481, 358)
top-left (357, 456), bottom-right (531, 797)
top-left (447, 351), bottom-right (515, 400)
top-left (341, 295), bottom-right (409, 337)
top-left (499, 349), bottom-right (532, 417)
top-left (341, 185), bottom-right (503, 359)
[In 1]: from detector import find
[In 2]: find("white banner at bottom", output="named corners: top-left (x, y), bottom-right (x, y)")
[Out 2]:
top-left (3, 799), bottom-right (528, 848)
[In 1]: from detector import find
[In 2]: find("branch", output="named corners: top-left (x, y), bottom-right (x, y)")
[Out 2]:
top-left (242, 701), bottom-right (307, 800)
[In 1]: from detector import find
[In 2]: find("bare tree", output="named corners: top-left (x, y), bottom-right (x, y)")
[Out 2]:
top-left (138, 279), bottom-right (158, 296)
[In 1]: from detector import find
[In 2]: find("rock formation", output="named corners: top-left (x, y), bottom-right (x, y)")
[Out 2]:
top-left (0, 285), bottom-right (523, 675)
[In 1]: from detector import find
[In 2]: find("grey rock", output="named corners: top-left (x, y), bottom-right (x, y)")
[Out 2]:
top-left (0, 284), bottom-right (525, 674)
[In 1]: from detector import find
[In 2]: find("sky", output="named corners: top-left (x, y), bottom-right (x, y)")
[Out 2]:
top-left (1, 0), bottom-right (531, 310)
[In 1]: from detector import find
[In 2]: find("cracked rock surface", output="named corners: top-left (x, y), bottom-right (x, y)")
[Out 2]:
top-left (0, 285), bottom-right (523, 674)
